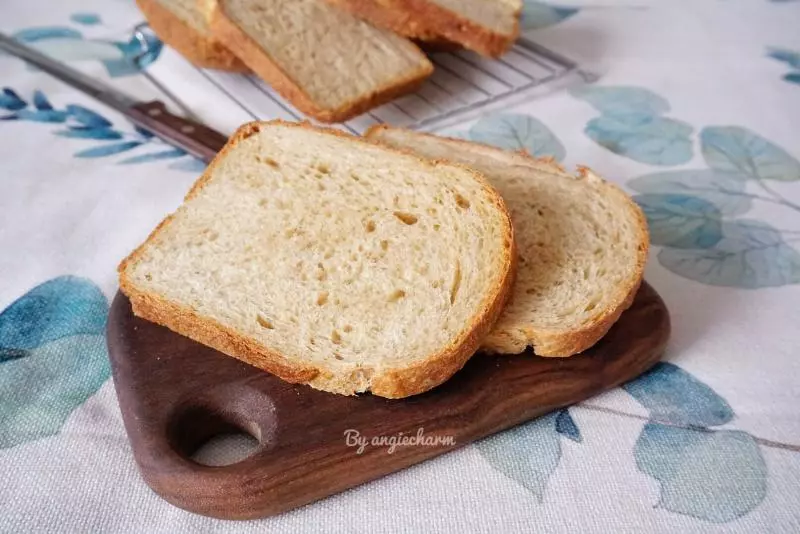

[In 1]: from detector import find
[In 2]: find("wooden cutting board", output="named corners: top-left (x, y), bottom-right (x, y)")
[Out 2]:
top-left (106, 281), bottom-right (670, 520)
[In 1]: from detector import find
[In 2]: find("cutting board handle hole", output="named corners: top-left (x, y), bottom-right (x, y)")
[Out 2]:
top-left (167, 405), bottom-right (265, 467)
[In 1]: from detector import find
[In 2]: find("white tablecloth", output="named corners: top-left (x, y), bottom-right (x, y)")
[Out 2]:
top-left (2, 0), bottom-right (800, 532)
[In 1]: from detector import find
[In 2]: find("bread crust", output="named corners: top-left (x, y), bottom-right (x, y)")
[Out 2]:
top-left (136, 0), bottom-right (248, 72)
top-left (208, 2), bottom-right (433, 123)
top-left (326, 0), bottom-right (520, 58)
top-left (119, 120), bottom-right (516, 398)
top-left (365, 125), bottom-right (650, 357)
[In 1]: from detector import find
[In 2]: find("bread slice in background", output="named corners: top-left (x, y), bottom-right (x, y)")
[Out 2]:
top-left (324, 0), bottom-right (522, 57)
top-left (135, 0), bottom-right (247, 71)
top-left (366, 126), bottom-right (649, 357)
top-left (119, 121), bottom-right (515, 398)
top-left (207, 0), bottom-right (433, 123)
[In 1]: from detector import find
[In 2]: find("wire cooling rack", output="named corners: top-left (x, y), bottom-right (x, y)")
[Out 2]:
top-left (189, 37), bottom-right (588, 134)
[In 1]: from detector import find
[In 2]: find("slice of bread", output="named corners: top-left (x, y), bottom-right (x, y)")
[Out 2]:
top-left (136, 0), bottom-right (247, 72)
top-left (324, 0), bottom-right (522, 57)
top-left (118, 121), bottom-right (515, 398)
top-left (366, 126), bottom-right (649, 357)
top-left (207, 0), bottom-right (433, 123)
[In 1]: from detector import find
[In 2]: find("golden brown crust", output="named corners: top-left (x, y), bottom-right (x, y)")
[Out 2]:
top-left (364, 125), bottom-right (650, 358)
top-left (136, 0), bottom-right (248, 72)
top-left (209, 2), bottom-right (433, 123)
top-left (326, 0), bottom-right (520, 58)
top-left (118, 120), bottom-right (516, 398)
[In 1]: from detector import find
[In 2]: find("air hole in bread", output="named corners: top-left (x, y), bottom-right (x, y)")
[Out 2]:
top-left (584, 301), bottom-right (598, 312)
top-left (427, 207), bottom-right (437, 215)
top-left (331, 329), bottom-right (342, 344)
top-left (393, 212), bottom-right (418, 225)
top-left (315, 263), bottom-right (327, 281)
top-left (265, 157), bottom-right (279, 169)
top-left (258, 198), bottom-right (268, 207)
top-left (324, 249), bottom-right (334, 259)
top-left (350, 173), bottom-right (360, 182)
top-left (343, 324), bottom-right (353, 333)
top-left (433, 223), bottom-right (441, 231)
top-left (388, 289), bottom-right (406, 302)
top-left (317, 163), bottom-right (330, 174)
top-left (256, 315), bottom-right (274, 329)
top-left (334, 353), bottom-right (344, 361)
top-left (364, 220), bottom-right (376, 233)
top-left (380, 240), bottom-right (389, 251)
top-left (454, 193), bottom-right (470, 210)
top-left (432, 279), bottom-right (442, 288)
top-left (144, 273), bottom-right (152, 281)
top-left (450, 262), bottom-right (462, 305)
top-left (317, 292), bottom-right (329, 306)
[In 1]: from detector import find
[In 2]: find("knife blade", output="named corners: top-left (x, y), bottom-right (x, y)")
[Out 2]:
top-left (0, 32), bottom-right (229, 163)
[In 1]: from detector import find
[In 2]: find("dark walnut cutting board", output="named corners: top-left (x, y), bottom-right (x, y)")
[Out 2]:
top-left (106, 281), bottom-right (670, 520)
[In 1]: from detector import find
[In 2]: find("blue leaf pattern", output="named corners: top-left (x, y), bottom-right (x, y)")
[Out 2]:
top-left (520, 1), bottom-right (579, 31)
top-left (570, 86), bottom-right (671, 116)
top-left (766, 47), bottom-right (800, 84)
top-left (0, 277), bottom-right (110, 449)
top-left (623, 363), bottom-right (733, 427)
top-left (658, 219), bottom-right (800, 288)
top-left (585, 113), bottom-right (693, 166)
top-left (476, 413), bottom-right (562, 502)
top-left (70, 13), bottom-right (101, 26)
top-left (469, 113), bottom-right (566, 162)
top-left (555, 409), bottom-right (582, 443)
top-left (633, 194), bottom-right (723, 249)
top-left (74, 141), bottom-right (142, 158)
top-left (13, 27), bottom-right (82, 43)
top-left (573, 86), bottom-right (693, 165)
top-left (701, 126), bottom-right (800, 182)
top-left (118, 149), bottom-right (187, 165)
top-left (634, 424), bottom-right (766, 523)
top-left (2, 87), bottom-right (199, 170)
top-left (628, 170), bottom-right (752, 216)
top-left (623, 363), bottom-right (767, 521)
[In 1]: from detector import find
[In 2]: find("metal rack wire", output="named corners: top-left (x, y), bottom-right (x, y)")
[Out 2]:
top-left (195, 37), bottom-right (584, 134)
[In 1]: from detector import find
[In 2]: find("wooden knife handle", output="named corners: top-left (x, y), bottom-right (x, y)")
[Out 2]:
top-left (128, 101), bottom-right (229, 163)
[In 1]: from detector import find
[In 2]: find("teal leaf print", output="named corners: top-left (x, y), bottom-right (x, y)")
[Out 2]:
top-left (74, 141), bottom-right (142, 158)
top-left (623, 363), bottom-right (733, 427)
top-left (70, 13), bottom-right (101, 26)
top-left (13, 27), bottom-right (83, 42)
top-left (469, 113), bottom-right (566, 162)
top-left (634, 423), bottom-right (766, 523)
top-left (476, 412), bottom-right (562, 502)
top-left (658, 219), bottom-right (800, 288)
top-left (66, 104), bottom-right (112, 128)
top-left (119, 148), bottom-right (187, 165)
top-left (169, 157), bottom-right (207, 173)
top-left (0, 276), bottom-right (110, 449)
top-left (701, 126), bottom-right (800, 182)
top-left (585, 113), bottom-right (693, 166)
top-left (16, 109), bottom-right (69, 122)
top-left (555, 409), bottom-right (582, 443)
top-left (629, 170), bottom-right (752, 216)
top-left (0, 88), bottom-right (27, 111)
top-left (55, 128), bottom-right (124, 140)
top-left (785, 72), bottom-right (800, 85)
top-left (766, 47), bottom-right (800, 69)
top-left (32, 90), bottom-right (53, 111)
top-left (634, 194), bottom-right (723, 249)
top-left (570, 86), bottom-right (670, 116)
top-left (521, 1), bottom-right (579, 31)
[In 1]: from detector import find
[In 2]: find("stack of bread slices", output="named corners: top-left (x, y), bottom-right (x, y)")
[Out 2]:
top-left (136, 0), bottom-right (523, 122)
top-left (119, 121), bottom-right (649, 399)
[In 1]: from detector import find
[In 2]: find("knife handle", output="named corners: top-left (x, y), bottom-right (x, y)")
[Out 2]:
top-left (128, 101), bottom-right (230, 163)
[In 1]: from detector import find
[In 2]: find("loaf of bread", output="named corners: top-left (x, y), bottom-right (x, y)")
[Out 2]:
top-left (324, 0), bottom-right (522, 57)
top-left (118, 121), bottom-right (516, 398)
top-left (135, 0), bottom-right (247, 71)
top-left (206, 0), bottom-right (434, 122)
top-left (366, 126), bottom-right (649, 357)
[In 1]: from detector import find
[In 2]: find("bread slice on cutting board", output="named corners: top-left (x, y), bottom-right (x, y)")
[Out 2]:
top-left (135, 0), bottom-right (247, 72)
top-left (118, 121), bottom-right (515, 398)
top-left (324, 0), bottom-right (522, 57)
top-left (366, 126), bottom-right (649, 357)
top-left (206, 0), bottom-right (434, 123)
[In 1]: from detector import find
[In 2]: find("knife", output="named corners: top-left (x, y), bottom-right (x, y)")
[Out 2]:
top-left (0, 32), bottom-right (228, 163)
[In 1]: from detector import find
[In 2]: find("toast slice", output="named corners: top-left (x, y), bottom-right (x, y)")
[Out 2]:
top-left (366, 126), bottom-right (649, 357)
top-left (118, 121), bottom-right (515, 398)
top-left (207, 0), bottom-right (434, 123)
top-left (324, 0), bottom-right (522, 57)
top-left (135, 0), bottom-right (247, 71)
